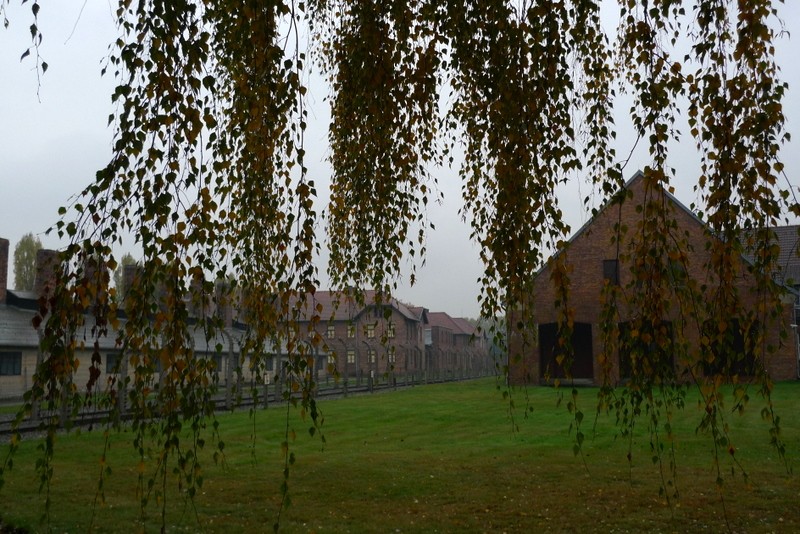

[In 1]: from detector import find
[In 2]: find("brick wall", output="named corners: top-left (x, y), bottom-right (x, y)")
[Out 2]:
top-left (509, 174), bottom-right (798, 385)
top-left (34, 249), bottom-right (59, 300)
top-left (318, 305), bottom-right (424, 378)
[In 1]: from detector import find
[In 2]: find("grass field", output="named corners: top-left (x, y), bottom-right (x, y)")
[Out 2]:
top-left (1, 378), bottom-right (799, 533)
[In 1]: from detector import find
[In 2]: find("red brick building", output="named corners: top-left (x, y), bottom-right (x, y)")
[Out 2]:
top-left (289, 290), bottom-right (426, 380)
top-left (509, 171), bottom-right (800, 386)
top-left (426, 313), bottom-right (490, 377)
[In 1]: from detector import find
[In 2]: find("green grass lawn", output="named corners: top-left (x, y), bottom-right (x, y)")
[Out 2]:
top-left (1, 378), bottom-right (799, 533)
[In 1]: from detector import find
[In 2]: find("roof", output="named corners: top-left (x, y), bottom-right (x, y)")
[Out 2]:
top-left (534, 171), bottom-right (800, 290)
top-left (0, 295), bottom-right (252, 354)
top-left (291, 290), bottom-right (421, 323)
top-left (537, 171), bottom-right (705, 275)
top-left (451, 317), bottom-right (477, 336)
top-left (0, 301), bottom-right (122, 351)
top-left (427, 312), bottom-right (475, 336)
top-left (0, 303), bottom-right (40, 347)
top-left (408, 306), bottom-right (429, 324)
top-left (738, 224), bottom-right (800, 289)
top-left (770, 225), bottom-right (800, 285)
top-left (427, 311), bottom-right (458, 330)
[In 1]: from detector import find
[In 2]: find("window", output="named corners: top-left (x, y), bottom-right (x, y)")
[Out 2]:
top-left (388, 349), bottom-right (396, 363)
top-left (106, 353), bottom-right (119, 374)
top-left (669, 259), bottom-right (687, 287)
top-left (387, 322), bottom-right (395, 338)
top-left (0, 352), bottom-right (22, 376)
top-left (327, 325), bottom-right (336, 339)
top-left (213, 354), bottom-right (224, 375)
top-left (368, 349), bottom-right (376, 363)
top-left (618, 321), bottom-right (674, 381)
top-left (702, 319), bottom-right (759, 377)
top-left (538, 323), bottom-right (594, 380)
top-left (347, 324), bottom-right (355, 338)
top-left (366, 323), bottom-right (375, 339)
top-left (346, 350), bottom-right (356, 364)
top-left (603, 259), bottom-right (619, 285)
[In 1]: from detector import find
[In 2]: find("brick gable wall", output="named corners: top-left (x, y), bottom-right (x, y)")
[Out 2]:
top-left (509, 175), bottom-right (798, 385)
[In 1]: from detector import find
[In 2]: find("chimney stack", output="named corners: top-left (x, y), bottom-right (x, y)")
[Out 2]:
top-left (122, 263), bottom-right (140, 301)
top-left (34, 249), bottom-right (59, 300)
top-left (0, 238), bottom-right (8, 304)
top-left (215, 280), bottom-right (234, 328)
top-left (83, 255), bottom-right (109, 289)
top-left (189, 275), bottom-right (209, 318)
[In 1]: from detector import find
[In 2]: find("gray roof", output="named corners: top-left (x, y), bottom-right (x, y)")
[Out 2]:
top-left (740, 225), bottom-right (800, 290)
top-left (772, 225), bottom-right (800, 286)
top-left (0, 300), bottom-right (260, 354)
top-left (0, 303), bottom-right (121, 351)
top-left (0, 304), bottom-right (40, 347)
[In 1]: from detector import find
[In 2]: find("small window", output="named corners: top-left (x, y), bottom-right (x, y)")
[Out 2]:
top-left (669, 259), bottom-right (686, 287)
top-left (387, 322), bottom-right (395, 338)
top-left (347, 325), bottom-right (355, 338)
top-left (326, 325), bottom-right (336, 339)
top-left (0, 352), bottom-right (22, 376)
top-left (213, 354), bottom-right (224, 375)
top-left (388, 349), bottom-right (396, 363)
top-left (368, 349), bottom-right (376, 363)
top-left (106, 353), bottom-right (119, 374)
top-left (366, 323), bottom-right (375, 339)
top-left (618, 321), bottom-right (674, 381)
top-left (346, 350), bottom-right (356, 364)
top-left (702, 319), bottom-right (759, 377)
top-left (603, 259), bottom-right (619, 285)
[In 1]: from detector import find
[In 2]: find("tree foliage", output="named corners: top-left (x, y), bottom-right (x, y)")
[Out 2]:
top-left (12, 232), bottom-right (41, 291)
top-left (1, 0), bottom-right (798, 529)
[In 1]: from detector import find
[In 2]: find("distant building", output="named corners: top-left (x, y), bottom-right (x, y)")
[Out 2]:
top-left (0, 237), bottom-right (493, 400)
top-left (426, 312), bottom-right (491, 377)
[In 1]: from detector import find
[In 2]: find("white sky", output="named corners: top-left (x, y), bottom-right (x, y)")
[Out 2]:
top-left (0, 2), bottom-right (798, 319)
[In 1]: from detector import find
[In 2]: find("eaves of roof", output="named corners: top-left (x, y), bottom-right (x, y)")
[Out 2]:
top-left (531, 172), bottom-right (800, 298)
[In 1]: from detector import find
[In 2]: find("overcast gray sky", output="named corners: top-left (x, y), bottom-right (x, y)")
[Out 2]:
top-left (1, 2), bottom-right (798, 318)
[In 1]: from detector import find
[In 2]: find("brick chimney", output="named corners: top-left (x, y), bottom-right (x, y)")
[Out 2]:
top-left (189, 275), bottom-right (210, 318)
top-left (215, 280), bottom-right (234, 327)
top-left (0, 238), bottom-right (8, 304)
top-left (83, 255), bottom-right (109, 290)
top-left (121, 263), bottom-right (140, 302)
top-left (34, 249), bottom-right (59, 300)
